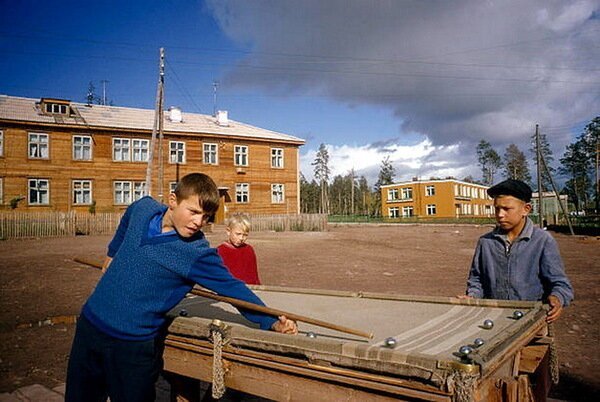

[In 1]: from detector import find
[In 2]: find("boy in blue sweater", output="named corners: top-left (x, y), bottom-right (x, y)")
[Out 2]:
top-left (65, 173), bottom-right (297, 402)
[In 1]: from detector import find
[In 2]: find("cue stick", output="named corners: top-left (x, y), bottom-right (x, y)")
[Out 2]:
top-left (73, 257), bottom-right (374, 339)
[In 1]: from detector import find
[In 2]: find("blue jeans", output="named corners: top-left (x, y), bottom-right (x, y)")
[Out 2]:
top-left (65, 315), bottom-right (164, 402)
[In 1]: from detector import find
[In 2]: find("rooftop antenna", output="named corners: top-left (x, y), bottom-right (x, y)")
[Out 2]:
top-left (212, 81), bottom-right (219, 117)
top-left (100, 80), bottom-right (109, 106)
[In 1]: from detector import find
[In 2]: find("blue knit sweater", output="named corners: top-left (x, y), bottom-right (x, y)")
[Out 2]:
top-left (83, 196), bottom-right (277, 340)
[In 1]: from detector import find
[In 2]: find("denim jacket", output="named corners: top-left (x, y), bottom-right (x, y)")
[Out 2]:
top-left (466, 218), bottom-right (573, 306)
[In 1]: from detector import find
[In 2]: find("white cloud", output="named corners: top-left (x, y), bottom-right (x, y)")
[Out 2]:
top-left (300, 138), bottom-right (474, 186)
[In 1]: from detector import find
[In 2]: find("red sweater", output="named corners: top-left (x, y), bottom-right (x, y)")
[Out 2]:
top-left (216, 243), bottom-right (261, 285)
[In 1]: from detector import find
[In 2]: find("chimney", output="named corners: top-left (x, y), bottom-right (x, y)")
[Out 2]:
top-left (216, 110), bottom-right (229, 126)
top-left (168, 106), bottom-right (182, 123)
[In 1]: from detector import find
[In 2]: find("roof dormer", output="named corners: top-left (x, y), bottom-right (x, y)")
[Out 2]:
top-left (40, 98), bottom-right (72, 116)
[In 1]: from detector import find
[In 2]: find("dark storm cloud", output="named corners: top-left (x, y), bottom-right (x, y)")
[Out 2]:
top-left (206, 0), bottom-right (599, 149)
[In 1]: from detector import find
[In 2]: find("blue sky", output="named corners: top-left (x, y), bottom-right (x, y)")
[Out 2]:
top-left (1, 0), bottom-right (599, 186)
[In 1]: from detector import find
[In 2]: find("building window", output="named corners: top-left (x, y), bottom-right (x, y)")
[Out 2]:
top-left (401, 187), bottom-right (413, 200)
top-left (44, 102), bottom-right (68, 115)
top-left (0, 177), bottom-right (3, 204)
top-left (113, 138), bottom-right (131, 161)
top-left (387, 188), bottom-right (398, 201)
top-left (426, 204), bottom-right (437, 215)
top-left (28, 133), bottom-right (49, 159)
top-left (73, 180), bottom-right (92, 205)
top-left (133, 181), bottom-right (146, 201)
top-left (73, 135), bottom-right (92, 161)
top-left (234, 145), bottom-right (248, 166)
top-left (169, 141), bottom-right (186, 164)
top-left (114, 181), bottom-right (132, 205)
top-left (235, 183), bottom-right (249, 203)
top-left (203, 143), bottom-right (218, 165)
top-left (426, 185), bottom-right (435, 196)
top-left (169, 181), bottom-right (177, 194)
top-left (402, 206), bottom-right (414, 217)
top-left (271, 148), bottom-right (284, 168)
top-left (271, 184), bottom-right (284, 203)
top-left (0, 130), bottom-right (3, 157)
top-left (132, 139), bottom-right (149, 162)
top-left (389, 207), bottom-right (399, 218)
top-left (28, 178), bottom-right (49, 205)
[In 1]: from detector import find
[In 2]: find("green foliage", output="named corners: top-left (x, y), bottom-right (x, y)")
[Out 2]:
top-left (476, 140), bottom-right (501, 185)
top-left (503, 144), bottom-right (531, 183)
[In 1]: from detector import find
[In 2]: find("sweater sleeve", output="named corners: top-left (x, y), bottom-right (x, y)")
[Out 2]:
top-left (466, 239), bottom-right (484, 298)
top-left (540, 235), bottom-right (574, 307)
top-left (107, 200), bottom-right (135, 257)
top-left (188, 247), bottom-right (277, 330)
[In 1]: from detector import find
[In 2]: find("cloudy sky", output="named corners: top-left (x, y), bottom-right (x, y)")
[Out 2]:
top-left (1, 0), bottom-right (598, 185)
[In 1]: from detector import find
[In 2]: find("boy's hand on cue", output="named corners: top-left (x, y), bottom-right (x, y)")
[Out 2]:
top-left (271, 315), bottom-right (298, 334)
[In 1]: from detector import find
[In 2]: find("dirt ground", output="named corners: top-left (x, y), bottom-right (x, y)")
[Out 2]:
top-left (0, 224), bottom-right (598, 400)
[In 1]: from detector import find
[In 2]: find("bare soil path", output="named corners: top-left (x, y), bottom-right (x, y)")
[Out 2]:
top-left (0, 224), bottom-right (598, 400)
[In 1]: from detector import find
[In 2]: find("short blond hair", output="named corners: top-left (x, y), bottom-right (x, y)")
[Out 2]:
top-left (226, 213), bottom-right (251, 232)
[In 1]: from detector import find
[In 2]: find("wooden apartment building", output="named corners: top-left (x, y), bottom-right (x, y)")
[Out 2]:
top-left (381, 179), bottom-right (493, 219)
top-left (0, 95), bottom-right (305, 223)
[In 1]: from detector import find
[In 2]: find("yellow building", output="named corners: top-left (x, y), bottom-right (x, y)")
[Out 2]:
top-left (381, 179), bottom-right (493, 219)
top-left (0, 95), bottom-right (304, 222)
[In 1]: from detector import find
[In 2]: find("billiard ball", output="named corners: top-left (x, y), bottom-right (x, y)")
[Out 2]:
top-left (482, 319), bottom-right (494, 329)
top-left (513, 311), bottom-right (524, 320)
top-left (306, 331), bottom-right (317, 338)
top-left (384, 337), bottom-right (397, 348)
top-left (179, 309), bottom-right (188, 317)
top-left (473, 338), bottom-right (485, 347)
top-left (459, 345), bottom-right (473, 357)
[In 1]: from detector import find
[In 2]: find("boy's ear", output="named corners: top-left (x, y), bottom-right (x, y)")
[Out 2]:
top-left (523, 202), bottom-right (532, 215)
top-left (168, 193), bottom-right (178, 208)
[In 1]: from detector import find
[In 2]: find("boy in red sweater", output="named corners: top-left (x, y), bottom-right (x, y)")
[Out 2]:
top-left (217, 213), bottom-right (261, 285)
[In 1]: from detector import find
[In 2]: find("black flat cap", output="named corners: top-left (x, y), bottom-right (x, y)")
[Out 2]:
top-left (487, 179), bottom-right (532, 202)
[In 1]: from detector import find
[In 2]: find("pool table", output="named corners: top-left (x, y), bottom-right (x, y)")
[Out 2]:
top-left (163, 286), bottom-right (553, 401)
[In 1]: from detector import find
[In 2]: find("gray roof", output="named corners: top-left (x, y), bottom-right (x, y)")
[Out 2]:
top-left (0, 95), bottom-right (304, 145)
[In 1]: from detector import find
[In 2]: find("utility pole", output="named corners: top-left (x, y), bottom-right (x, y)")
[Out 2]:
top-left (535, 124), bottom-right (544, 228)
top-left (212, 81), bottom-right (219, 116)
top-left (100, 80), bottom-right (109, 105)
top-left (145, 48), bottom-right (165, 200)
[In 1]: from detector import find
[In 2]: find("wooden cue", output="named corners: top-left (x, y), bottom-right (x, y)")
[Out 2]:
top-left (73, 257), bottom-right (374, 339)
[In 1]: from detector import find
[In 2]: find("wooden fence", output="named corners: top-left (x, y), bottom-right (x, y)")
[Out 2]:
top-left (248, 213), bottom-right (328, 232)
top-left (0, 212), bottom-right (327, 240)
top-left (0, 211), bottom-right (123, 239)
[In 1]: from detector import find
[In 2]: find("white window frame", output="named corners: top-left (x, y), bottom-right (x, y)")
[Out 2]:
top-left (28, 132), bottom-right (49, 159)
top-left (113, 138), bottom-right (131, 161)
top-left (133, 181), bottom-right (147, 201)
top-left (271, 148), bottom-right (284, 168)
top-left (73, 135), bottom-right (92, 161)
top-left (132, 139), bottom-right (149, 162)
top-left (235, 183), bottom-right (249, 203)
top-left (72, 180), bottom-right (92, 205)
top-left (169, 181), bottom-right (178, 194)
top-left (203, 143), bottom-right (218, 165)
top-left (388, 207), bottom-right (399, 218)
top-left (401, 187), bottom-right (413, 200)
top-left (402, 206), bottom-right (414, 217)
top-left (169, 141), bottom-right (186, 164)
top-left (387, 188), bottom-right (398, 201)
top-left (114, 181), bottom-right (132, 205)
top-left (426, 185), bottom-right (435, 196)
top-left (0, 130), bottom-right (3, 157)
top-left (271, 183), bottom-right (285, 204)
top-left (426, 204), bottom-right (437, 215)
top-left (0, 177), bottom-right (3, 204)
top-left (234, 145), bottom-right (249, 166)
top-left (28, 178), bottom-right (50, 205)
top-left (45, 103), bottom-right (68, 115)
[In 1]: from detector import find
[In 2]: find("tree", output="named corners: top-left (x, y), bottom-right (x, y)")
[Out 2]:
top-left (476, 140), bottom-right (501, 185)
top-left (559, 141), bottom-right (590, 212)
top-left (373, 156), bottom-right (395, 216)
top-left (299, 173), bottom-right (320, 213)
top-left (311, 143), bottom-right (330, 214)
top-left (580, 117), bottom-right (600, 211)
top-left (530, 131), bottom-right (556, 192)
top-left (503, 144), bottom-right (531, 183)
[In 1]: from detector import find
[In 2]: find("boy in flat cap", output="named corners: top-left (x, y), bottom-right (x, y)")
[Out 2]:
top-left (462, 179), bottom-right (573, 323)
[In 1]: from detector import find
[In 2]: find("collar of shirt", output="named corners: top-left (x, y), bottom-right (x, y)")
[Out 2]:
top-left (493, 217), bottom-right (534, 244)
top-left (148, 210), bottom-right (175, 237)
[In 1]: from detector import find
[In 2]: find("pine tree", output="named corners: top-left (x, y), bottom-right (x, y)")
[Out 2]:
top-left (476, 140), bottom-right (502, 185)
top-left (503, 144), bottom-right (531, 183)
top-left (311, 143), bottom-right (330, 214)
top-left (373, 156), bottom-right (395, 216)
